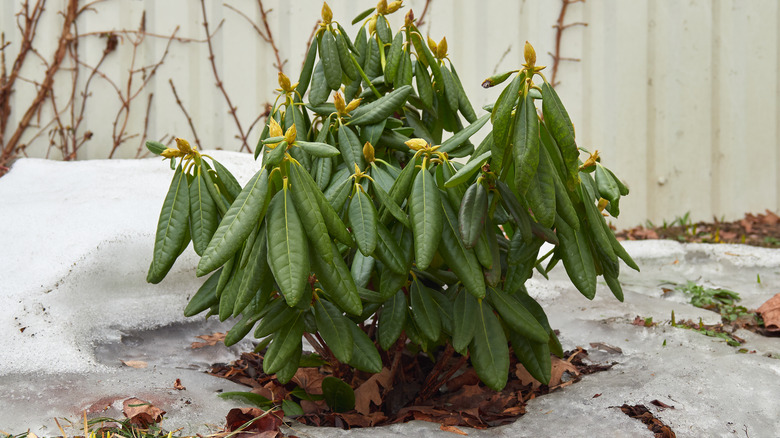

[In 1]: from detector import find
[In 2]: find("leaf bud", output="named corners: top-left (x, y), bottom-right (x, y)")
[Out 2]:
top-left (363, 142), bottom-right (375, 163)
top-left (333, 92), bottom-right (347, 115)
top-left (597, 198), bottom-right (609, 212)
top-left (161, 148), bottom-right (184, 159)
top-left (321, 2), bottom-right (333, 24)
top-left (524, 41), bottom-right (536, 67)
top-left (386, 1), bottom-right (403, 14)
top-left (269, 117), bottom-right (283, 138)
top-left (345, 98), bottom-right (362, 113)
top-left (278, 72), bottom-right (292, 92)
top-left (427, 36), bottom-right (437, 54)
top-left (436, 37), bottom-right (448, 59)
top-left (368, 15), bottom-right (378, 35)
top-left (376, 0), bottom-right (388, 15)
top-left (405, 138), bottom-right (428, 151)
top-left (175, 137), bottom-right (193, 154)
top-left (481, 71), bottom-right (514, 88)
top-left (284, 124), bottom-right (297, 145)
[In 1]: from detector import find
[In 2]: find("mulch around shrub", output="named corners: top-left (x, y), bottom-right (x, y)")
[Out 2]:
top-left (615, 210), bottom-right (780, 247)
top-left (209, 343), bottom-right (618, 430)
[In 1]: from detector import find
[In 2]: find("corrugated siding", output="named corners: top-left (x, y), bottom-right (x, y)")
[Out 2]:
top-left (2, 0), bottom-right (778, 227)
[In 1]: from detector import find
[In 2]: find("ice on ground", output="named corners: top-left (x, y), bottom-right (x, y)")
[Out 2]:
top-left (2, 155), bottom-right (780, 437)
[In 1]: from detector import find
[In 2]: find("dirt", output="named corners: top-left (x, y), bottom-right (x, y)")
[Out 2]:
top-left (615, 210), bottom-right (780, 247)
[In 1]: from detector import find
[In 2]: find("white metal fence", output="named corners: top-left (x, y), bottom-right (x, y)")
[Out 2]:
top-left (2, 0), bottom-right (778, 227)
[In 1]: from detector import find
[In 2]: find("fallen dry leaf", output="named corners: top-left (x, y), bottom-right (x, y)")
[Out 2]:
top-left (122, 398), bottom-right (165, 427)
top-left (757, 293), bottom-right (780, 332)
top-left (224, 407), bottom-right (283, 437)
top-left (121, 360), bottom-right (147, 369)
top-left (173, 379), bottom-right (186, 390)
top-left (292, 367), bottom-right (325, 395)
top-left (354, 368), bottom-right (393, 415)
top-left (440, 424), bottom-right (468, 435)
top-left (549, 356), bottom-right (579, 387)
top-left (191, 332), bottom-right (226, 349)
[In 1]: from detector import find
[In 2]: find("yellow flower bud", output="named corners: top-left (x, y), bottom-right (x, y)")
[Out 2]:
top-left (333, 92), bottom-right (346, 115)
top-left (427, 36), bottom-right (437, 54)
top-left (269, 117), bottom-right (283, 138)
top-left (368, 15), bottom-right (377, 34)
top-left (278, 72), bottom-right (292, 92)
top-left (597, 198), bottom-right (609, 212)
top-left (321, 2), bottom-right (333, 24)
top-left (386, 1), bottom-right (403, 14)
top-left (436, 37), bottom-right (448, 59)
top-left (345, 98), bottom-right (362, 114)
top-left (405, 138), bottom-right (428, 151)
top-left (363, 142), bottom-right (375, 163)
top-left (524, 41), bottom-right (536, 67)
top-left (376, 0), bottom-right (388, 15)
top-left (175, 137), bottom-right (193, 154)
top-left (284, 124), bottom-right (297, 145)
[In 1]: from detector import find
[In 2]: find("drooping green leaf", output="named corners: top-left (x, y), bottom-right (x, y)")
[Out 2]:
top-left (488, 287), bottom-right (548, 343)
top-left (410, 277), bottom-right (442, 342)
top-left (452, 288), bottom-right (478, 354)
top-left (311, 241), bottom-right (363, 316)
top-left (349, 187), bottom-right (378, 256)
top-left (378, 290), bottom-right (407, 350)
top-left (384, 32), bottom-right (404, 84)
top-left (197, 168), bottom-right (269, 276)
top-left (458, 182), bottom-right (488, 249)
top-left (148, 164), bottom-right (191, 284)
top-left (373, 179), bottom-right (409, 228)
top-left (470, 300), bottom-right (510, 391)
top-left (490, 73), bottom-right (523, 174)
top-left (414, 59), bottom-right (434, 109)
top-left (555, 215), bottom-right (597, 299)
top-left (266, 187), bottom-right (310, 307)
top-left (348, 322), bottom-right (382, 373)
top-left (184, 268), bottom-right (221, 317)
top-left (513, 93), bottom-right (540, 196)
top-left (337, 125), bottom-right (366, 172)
top-left (319, 30), bottom-right (343, 90)
top-left (541, 82), bottom-right (580, 184)
top-left (449, 62), bottom-right (477, 123)
top-left (374, 220), bottom-right (408, 275)
top-left (321, 377), bottom-right (355, 413)
top-left (408, 164), bottom-right (442, 270)
top-left (438, 198), bottom-right (486, 299)
top-left (334, 29), bottom-right (358, 81)
top-left (296, 160), bottom-right (354, 247)
top-left (211, 159), bottom-right (242, 201)
top-left (525, 143), bottom-right (556, 228)
top-left (314, 298), bottom-right (354, 363)
top-left (296, 39), bottom-right (318, 96)
top-left (350, 250), bottom-right (374, 289)
top-left (289, 162), bottom-right (333, 263)
top-left (309, 61), bottom-right (330, 106)
top-left (262, 311), bottom-right (304, 374)
top-left (254, 299), bottom-right (296, 338)
top-left (510, 331), bottom-right (551, 385)
top-left (189, 169), bottom-right (218, 256)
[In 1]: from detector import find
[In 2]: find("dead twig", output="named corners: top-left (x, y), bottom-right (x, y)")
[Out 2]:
top-left (415, 0), bottom-right (433, 27)
top-left (224, 1), bottom-right (287, 74)
top-left (169, 79), bottom-right (202, 149)
top-left (200, 0), bottom-right (251, 153)
top-left (549, 0), bottom-right (587, 87)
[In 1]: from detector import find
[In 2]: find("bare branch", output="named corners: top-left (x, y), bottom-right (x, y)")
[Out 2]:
top-left (549, 0), bottom-right (588, 88)
top-left (169, 79), bottom-right (202, 149)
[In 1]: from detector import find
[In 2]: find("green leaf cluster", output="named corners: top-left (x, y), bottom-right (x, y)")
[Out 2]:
top-left (145, 3), bottom-right (638, 392)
